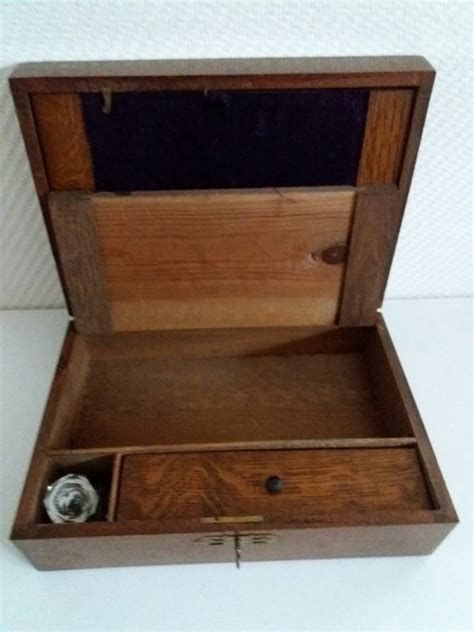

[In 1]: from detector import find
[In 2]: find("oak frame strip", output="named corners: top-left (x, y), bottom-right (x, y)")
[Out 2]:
top-left (49, 194), bottom-right (112, 333)
top-left (357, 89), bottom-right (415, 185)
top-left (32, 93), bottom-right (94, 190)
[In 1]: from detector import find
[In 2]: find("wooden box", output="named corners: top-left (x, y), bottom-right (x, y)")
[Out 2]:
top-left (10, 57), bottom-right (457, 570)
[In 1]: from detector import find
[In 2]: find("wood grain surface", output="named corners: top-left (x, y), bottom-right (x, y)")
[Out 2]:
top-left (71, 352), bottom-right (388, 449)
top-left (85, 325), bottom-right (372, 361)
top-left (49, 194), bottom-right (112, 333)
top-left (54, 189), bottom-right (355, 331)
top-left (357, 89), bottom-right (414, 185)
top-left (32, 94), bottom-right (94, 190)
top-left (116, 448), bottom-right (433, 521)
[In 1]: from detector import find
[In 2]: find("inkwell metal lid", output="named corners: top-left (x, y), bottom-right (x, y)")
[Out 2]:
top-left (43, 474), bottom-right (99, 523)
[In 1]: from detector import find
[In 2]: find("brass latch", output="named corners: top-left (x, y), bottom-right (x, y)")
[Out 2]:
top-left (195, 533), bottom-right (278, 569)
top-left (101, 87), bottom-right (112, 114)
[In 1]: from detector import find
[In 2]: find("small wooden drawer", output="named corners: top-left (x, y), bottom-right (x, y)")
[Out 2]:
top-left (116, 448), bottom-right (433, 522)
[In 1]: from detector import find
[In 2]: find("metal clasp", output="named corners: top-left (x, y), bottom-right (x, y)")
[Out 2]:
top-left (195, 533), bottom-right (278, 569)
top-left (101, 87), bottom-right (112, 114)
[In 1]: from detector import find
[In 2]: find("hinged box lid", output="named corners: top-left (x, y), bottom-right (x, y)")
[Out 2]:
top-left (10, 56), bottom-right (435, 333)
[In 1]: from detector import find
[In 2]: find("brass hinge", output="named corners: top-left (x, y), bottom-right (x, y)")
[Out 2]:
top-left (101, 87), bottom-right (112, 114)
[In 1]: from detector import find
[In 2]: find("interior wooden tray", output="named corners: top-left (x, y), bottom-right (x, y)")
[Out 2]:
top-left (12, 315), bottom-right (457, 540)
top-left (48, 321), bottom-right (417, 453)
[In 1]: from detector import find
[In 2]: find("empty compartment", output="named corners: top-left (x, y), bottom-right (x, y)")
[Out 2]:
top-left (49, 325), bottom-right (416, 451)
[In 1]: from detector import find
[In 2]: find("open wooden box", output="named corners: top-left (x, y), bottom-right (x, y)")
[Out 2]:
top-left (10, 57), bottom-right (457, 570)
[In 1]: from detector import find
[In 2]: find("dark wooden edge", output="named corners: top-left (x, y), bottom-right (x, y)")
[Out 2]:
top-left (371, 315), bottom-right (458, 523)
top-left (10, 56), bottom-right (435, 93)
top-left (48, 192), bottom-right (112, 334)
top-left (338, 72), bottom-right (435, 324)
top-left (11, 92), bottom-right (50, 196)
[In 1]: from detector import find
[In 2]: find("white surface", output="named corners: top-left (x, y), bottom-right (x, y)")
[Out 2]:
top-left (0, 299), bottom-right (472, 632)
top-left (0, 0), bottom-right (473, 308)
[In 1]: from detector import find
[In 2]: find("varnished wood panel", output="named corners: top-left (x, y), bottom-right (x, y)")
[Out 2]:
top-left (97, 189), bottom-right (354, 330)
top-left (71, 352), bottom-right (387, 449)
top-left (10, 56), bottom-right (434, 93)
top-left (117, 449), bottom-right (433, 522)
top-left (49, 194), bottom-right (111, 333)
top-left (51, 189), bottom-right (355, 332)
top-left (32, 94), bottom-right (94, 190)
top-left (357, 89), bottom-right (414, 185)
top-left (14, 521), bottom-right (453, 570)
top-left (13, 506), bottom-right (447, 541)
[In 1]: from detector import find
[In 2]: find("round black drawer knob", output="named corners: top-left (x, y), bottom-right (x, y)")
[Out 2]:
top-left (265, 475), bottom-right (284, 493)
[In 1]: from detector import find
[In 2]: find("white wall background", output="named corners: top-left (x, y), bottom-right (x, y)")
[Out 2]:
top-left (0, 0), bottom-right (472, 309)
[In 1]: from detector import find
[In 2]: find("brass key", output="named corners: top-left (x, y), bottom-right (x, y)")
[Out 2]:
top-left (234, 534), bottom-right (241, 569)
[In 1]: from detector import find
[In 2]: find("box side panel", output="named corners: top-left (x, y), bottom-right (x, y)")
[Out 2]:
top-left (14, 522), bottom-right (455, 571)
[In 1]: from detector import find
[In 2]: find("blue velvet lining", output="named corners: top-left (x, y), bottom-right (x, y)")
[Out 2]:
top-left (81, 89), bottom-right (369, 191)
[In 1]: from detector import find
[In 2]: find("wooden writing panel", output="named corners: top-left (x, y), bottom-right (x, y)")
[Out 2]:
top-left (357, 89), bottom-right (414, 185)
top-left (117, 449), bottom-right (433, 522)
top-left (48, 189), bottom-right (355, 332)
top-left (32, 94), bottom-right (94, 190)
